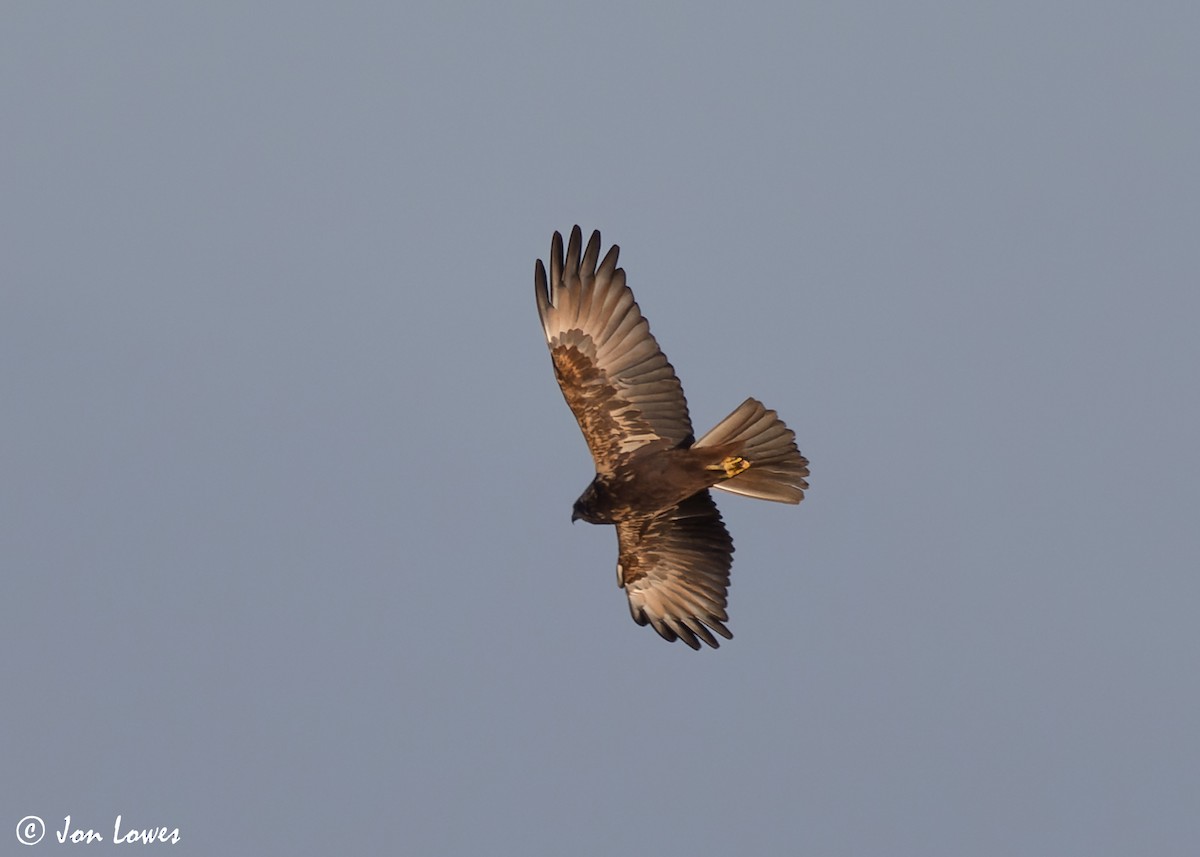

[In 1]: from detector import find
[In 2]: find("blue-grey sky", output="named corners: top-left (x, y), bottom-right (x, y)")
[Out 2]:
top-left (4, 2), bottom-right (1198, 855)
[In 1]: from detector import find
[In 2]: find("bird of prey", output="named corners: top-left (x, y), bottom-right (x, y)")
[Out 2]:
top-left (534, 226), bottom-right (809, 649)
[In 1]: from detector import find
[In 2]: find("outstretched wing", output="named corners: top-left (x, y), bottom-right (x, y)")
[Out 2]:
top-left (617, 491), bottom-right (734, 650)
top-left (535, 226), bottom-right (692, 475)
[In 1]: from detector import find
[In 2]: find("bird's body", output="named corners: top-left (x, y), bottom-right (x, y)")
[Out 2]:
top-left (535, 226), bottom-right (809, 649)
top-left (571, 441), bottom-right (744, 524)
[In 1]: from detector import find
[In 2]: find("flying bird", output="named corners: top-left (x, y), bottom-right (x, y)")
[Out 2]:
top-left (534, 226), bottom-right (809, 649)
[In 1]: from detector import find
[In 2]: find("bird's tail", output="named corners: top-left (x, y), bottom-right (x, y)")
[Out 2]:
top-left (693, 398), bottom-right (809, 504)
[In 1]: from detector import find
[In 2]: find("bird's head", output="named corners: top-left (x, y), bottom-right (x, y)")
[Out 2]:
top-left (571, 479), bottom-right (609, 525)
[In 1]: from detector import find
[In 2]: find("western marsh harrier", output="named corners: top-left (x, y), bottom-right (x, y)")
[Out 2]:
top-left (535, 227), bottom-right (809, 649)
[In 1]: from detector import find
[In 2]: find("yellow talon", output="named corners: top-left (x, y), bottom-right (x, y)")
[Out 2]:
top-left (709, 455), bottom-right (750, 478)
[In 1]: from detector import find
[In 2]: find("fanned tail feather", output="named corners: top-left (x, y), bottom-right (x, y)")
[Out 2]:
top-left (693, 398), bottom-right (809, 504)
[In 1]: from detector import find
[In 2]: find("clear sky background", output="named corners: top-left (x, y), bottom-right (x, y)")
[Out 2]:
top-left (3, 2), bottom-right (1198, 855)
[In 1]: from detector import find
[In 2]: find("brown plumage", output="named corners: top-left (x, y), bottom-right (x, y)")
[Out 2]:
top-left (534, 226), bottom-right (809, 649)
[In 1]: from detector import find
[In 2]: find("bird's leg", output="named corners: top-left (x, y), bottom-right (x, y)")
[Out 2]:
top-left (706, 455), bottom-right (751, 478)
